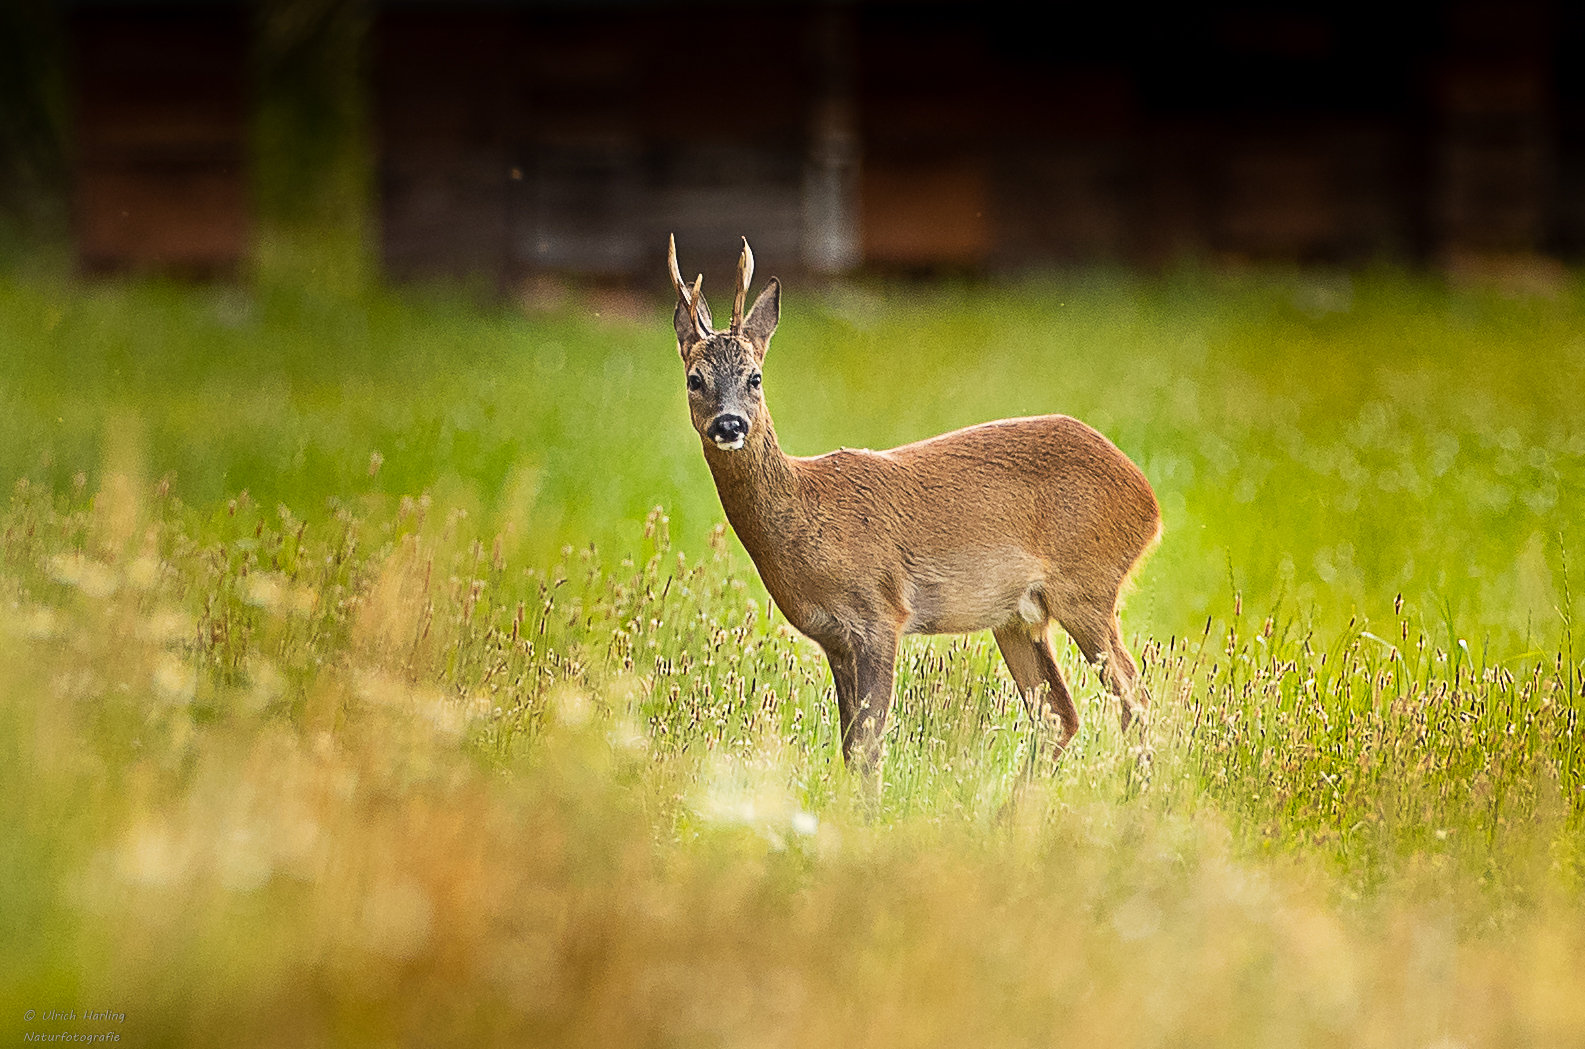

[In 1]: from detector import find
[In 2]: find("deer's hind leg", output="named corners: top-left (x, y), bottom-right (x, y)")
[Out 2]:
top-left (1106, 620), bottom-right (1150, 729)
top-left (993, 622), bottom-right (1079, 754)
top-left (1057, 601), bottom-right (1148, 733)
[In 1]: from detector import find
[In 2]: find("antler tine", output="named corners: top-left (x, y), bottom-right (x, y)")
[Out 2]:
top-left (728, 237), bottom-right (753, 331)
top-left (669, 235), bottom-right (712, 339)
top-left (732, 237), bottom-right (755, 330)
top-left (668, 234), bottom-right (691, 305)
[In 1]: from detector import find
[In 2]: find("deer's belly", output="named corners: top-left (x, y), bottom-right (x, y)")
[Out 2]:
top-left (901, 549), bottom-right (1047, 636)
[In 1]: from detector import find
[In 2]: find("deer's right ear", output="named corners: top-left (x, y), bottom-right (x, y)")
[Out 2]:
top-left (669, 234), bottom-right (713, 354)
top-left (742, 277), bottom-right (780, 354)
top-left (673, 288), bottom-right (714, 355)
top-left (674, 299), bottom-right (704, 355)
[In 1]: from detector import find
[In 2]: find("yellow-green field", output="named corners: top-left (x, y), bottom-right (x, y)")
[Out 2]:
top-left (2, 269), bottom-right (1583, 1047)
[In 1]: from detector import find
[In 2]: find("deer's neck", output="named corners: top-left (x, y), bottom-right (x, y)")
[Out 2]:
top-left (701, 409), bottom-right (801, 569)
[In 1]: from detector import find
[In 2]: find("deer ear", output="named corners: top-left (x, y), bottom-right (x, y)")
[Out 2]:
top-left (742, 277), bottom-right (779, 353)
top-left (668, 235), bottom-right (714, 353)
top-left (674, 300), bottom-right (703, 354)
top-left (673, 288), bottom-right (713, 354)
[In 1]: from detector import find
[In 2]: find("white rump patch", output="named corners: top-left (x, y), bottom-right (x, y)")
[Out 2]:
top-left (1017, 589), bottom-right (1044, 626)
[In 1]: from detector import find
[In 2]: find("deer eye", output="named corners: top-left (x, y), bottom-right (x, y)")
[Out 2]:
top-left (747, 372), bottom-right (762, 390)
top-left (687, 373), bottom-right (704, 393)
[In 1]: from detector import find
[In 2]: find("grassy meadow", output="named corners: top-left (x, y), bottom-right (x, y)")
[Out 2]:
top-left (2, 267), bottom-right (1585, 1047)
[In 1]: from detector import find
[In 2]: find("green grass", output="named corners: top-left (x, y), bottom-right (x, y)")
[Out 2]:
top-left (2, 268), bottom-right (1584, 1046)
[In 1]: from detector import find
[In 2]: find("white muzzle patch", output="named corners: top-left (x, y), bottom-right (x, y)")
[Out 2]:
top-left (713, 437), bottom-right (746, 451)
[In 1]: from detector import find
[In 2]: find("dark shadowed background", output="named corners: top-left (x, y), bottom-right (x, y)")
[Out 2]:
top-left (2, 0), bottom-right (1584, 286)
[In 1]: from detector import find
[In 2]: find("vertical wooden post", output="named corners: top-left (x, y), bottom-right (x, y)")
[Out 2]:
top-left (802, 7), bottom-right (859, 273)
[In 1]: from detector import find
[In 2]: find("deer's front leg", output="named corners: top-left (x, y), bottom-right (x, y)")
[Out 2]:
top-left (825, 646), bottom-right (859, 759)
top-left (829, 630), bottom-right (899, 786)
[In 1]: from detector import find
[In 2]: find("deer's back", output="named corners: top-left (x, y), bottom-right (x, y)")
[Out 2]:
top-left (796, 414), bottom-right (1158, 579)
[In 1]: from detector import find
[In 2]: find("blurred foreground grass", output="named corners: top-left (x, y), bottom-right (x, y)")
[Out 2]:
top-left (2, 269), bottom-right (1585, 1046)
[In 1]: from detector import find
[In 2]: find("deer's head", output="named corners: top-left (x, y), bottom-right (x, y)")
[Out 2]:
top-left (669, 235), bottom-right (780, 452)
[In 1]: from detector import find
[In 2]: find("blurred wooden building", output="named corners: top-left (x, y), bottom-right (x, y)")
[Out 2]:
top-left (58, 0), bottom-right (1585, 279)
top-left (69, 2), bottom-right (250, 274)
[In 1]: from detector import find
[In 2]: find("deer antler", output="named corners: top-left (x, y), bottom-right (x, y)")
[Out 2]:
top-left (732, 237), bottom-right (755, 331)
top-left (669, 234), bottom-right (711, 340)
top-left (668, 234), bottom-right (691, 305)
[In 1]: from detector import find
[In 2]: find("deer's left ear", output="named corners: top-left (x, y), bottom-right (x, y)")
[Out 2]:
top-left (742, 277), bottom-right (779, 357)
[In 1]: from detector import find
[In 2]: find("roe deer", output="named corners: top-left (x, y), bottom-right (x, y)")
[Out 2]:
top-left (668, 235), bottom-right (1160, 782)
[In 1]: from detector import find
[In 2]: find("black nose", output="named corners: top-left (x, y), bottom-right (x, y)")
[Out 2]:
top-left (706, 414), bottom-right (748, 443)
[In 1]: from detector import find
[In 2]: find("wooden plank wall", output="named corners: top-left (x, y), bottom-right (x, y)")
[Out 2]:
top-left (61, 1), bottom-right (1583, 279)
top-left (1431, 0), bottom-right (1554, 260)
top-left (1560, 3), bottom-right (1585, 255)
top-left (852, 4), bottom-right (1433, 269)
top-left (71, 6), bottom-right (249, 275)
top-left (376, 6), bottom-right (815, 285)
top-left (376, 10), bottom-right (515, 280)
